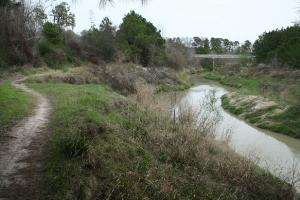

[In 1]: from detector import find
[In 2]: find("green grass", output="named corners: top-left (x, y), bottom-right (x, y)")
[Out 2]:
top-left (269, 105), bottom-right (300, 138)
top-left (0, 83), bottom-right (33, 135)
top-left (28, 83), bottom-right (129, 199)
top-left (221, 96), bottom-right (244, 115)
top-left (203, 70), bottom-right (300, 104)
top-left (222, 94), bottom-right (300, 138)
top-left (203, 72), bottom-right (261, 95)
top-left (27, 82), bottom-right (295, 200)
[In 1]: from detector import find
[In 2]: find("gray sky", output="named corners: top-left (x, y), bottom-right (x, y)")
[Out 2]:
top-left (67, 0), bottom-right (299, 42)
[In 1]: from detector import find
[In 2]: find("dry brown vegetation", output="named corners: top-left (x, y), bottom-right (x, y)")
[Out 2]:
top-left (26, 64), bottom-right (183, 95)
top-left (27, 79), bottom-right (298, 200)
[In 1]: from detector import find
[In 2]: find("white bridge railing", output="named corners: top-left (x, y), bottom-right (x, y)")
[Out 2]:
top-left (193, 54), bottom-right (255, 71)
top-left (193, 54), bottom-right (254, 59)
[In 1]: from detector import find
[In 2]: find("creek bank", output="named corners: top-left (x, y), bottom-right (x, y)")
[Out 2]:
top-left (25, 73), bottom-right (297, 199)
top-left (175, 83), bottom-right (300, 194)
top-left (221, 92), bottom-right (300, 139)
top-left (200, 65), bottom-right (300, 139)
top-left (27, 64), bottom-right (191, 95)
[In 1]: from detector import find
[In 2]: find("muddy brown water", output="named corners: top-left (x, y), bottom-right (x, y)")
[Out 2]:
top-left (161, 80), bottom-right (300, 192)
top-left (0, 79), bottom-right (51, 199)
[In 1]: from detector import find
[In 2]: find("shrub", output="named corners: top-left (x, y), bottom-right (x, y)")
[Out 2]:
top-left (43, 49), bottom-right (68, 68)
top-left (42, 22), bottom-right (64, 45)
top-left (38, 40), bottom-right (55, 56)
top-left (0, 57), bottom-right (7, 68)
top-left (39, 22), bottom-right (78, 68)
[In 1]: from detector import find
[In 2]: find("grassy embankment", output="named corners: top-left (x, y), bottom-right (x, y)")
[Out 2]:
top-left (0, 83), bottom-right (34, 135)
top-left (27, 73), bottom-right (296, 199)
top-left (203, 68), bottom-right (300, 138)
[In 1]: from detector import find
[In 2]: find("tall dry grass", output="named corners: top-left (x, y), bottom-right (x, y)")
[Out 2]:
top-left (34, 81), bottom-right (298, 199)
top-left (132, 83), bottom-right (298, 199)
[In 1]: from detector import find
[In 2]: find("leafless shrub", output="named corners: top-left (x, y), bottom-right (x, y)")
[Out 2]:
top-left (282, 158), bottom-right (300, 193)
top-left (0, 1), bottom-right (46, 66)
top-left (197, 89), bottom-right (223, 137)
top-left (165, 38), bottom-right (193, 69)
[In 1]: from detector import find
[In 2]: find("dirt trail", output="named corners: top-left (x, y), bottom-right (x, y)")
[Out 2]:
top-left (0, 78), bottom-right (51, 200)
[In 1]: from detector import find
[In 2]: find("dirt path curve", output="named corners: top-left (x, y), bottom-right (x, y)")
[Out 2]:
top-left (0, 78), bottom-right (51, 200)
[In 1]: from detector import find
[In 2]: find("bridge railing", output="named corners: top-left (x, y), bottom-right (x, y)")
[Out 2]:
top-left (193, 54), bottom-right (255, 71)
top-left (193, 54), bottom-right (255, 59)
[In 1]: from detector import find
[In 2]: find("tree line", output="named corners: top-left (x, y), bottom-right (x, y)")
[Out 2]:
top-left (2, 0), bottom-right (298, 69)
top-left (0, 1), bottom-right (191, 69)
top-left (192, 37), bottom-right (252, 55)
top-left (253, 25), bottom-right (300, 68)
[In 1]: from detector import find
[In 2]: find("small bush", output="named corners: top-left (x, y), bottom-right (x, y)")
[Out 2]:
top-left (0, 57), bottom-right (7, 68)
top-left (42, 22), bottom-right (64, 45)
top-left (43, 49), bottom-right (68, 68)
top-left (38, 40), bottom-right (55, 56)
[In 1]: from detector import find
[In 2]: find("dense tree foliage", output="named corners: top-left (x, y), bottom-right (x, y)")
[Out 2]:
top-left (192, 37), bottom-right (251, 55)
top-left (117, 11), bottom-right (165, 66)
top-left (0, 0), bottom-right (14, 7)
top-left (42, 22), bottom-right (65, 46)
top-left (193, 37), bottom-right (210, 54)
top-left (0, 1), bottom-right (196, 69)
top-left (81, 17), bottom-right (117, 63)
top-left (51, 2), bottom-right (75, 29)
top-left (38, 22), bottom-right (68, 67)
top-left (210, 38), bottom-right (223, 54)
top-left (253, 25), bottom-right (300, 68)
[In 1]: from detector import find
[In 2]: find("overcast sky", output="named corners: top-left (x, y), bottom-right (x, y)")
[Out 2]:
top-left (64, 0), bottom-right (299, 42)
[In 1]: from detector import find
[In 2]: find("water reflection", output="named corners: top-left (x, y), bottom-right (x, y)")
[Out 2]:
top-left (177, 84), bottom-right (300, 191)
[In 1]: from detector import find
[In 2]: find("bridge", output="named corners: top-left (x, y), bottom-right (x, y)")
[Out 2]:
top-left (193, 54), bottom-right (255, 71)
